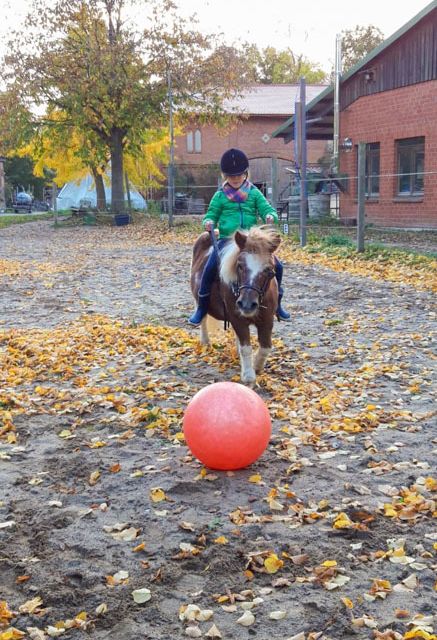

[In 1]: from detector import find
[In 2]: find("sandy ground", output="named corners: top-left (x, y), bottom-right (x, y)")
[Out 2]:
top-left (0, 220), bottom-right (436, 640)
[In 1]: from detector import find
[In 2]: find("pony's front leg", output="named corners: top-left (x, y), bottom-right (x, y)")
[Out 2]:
top-left (254, 324), bottom-right (273, 374)
top-left (235, 328), bottom-right (256, 385)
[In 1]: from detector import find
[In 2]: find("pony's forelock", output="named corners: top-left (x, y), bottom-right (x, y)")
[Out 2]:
top-left (245, 225), bottom-right (281, 254)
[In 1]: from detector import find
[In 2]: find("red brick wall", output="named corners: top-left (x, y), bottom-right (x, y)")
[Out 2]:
top-left (175, 116), bottom-right (326, 167)
top-left (339, 80), bottom-right (437, 228)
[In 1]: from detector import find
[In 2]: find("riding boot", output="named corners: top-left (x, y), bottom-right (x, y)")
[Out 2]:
top-left (273, 256), bottom-right (290, 320)
top-left (188, 293), bottom-right (210, 326)
top-left (277, 286), bottom-right (291, 321)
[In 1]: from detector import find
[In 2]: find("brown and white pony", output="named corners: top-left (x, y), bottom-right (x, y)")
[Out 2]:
top-left (190, 226), bottom-right (280, 385)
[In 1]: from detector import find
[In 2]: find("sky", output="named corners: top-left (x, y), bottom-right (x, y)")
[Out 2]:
top-left (0, 0), bottom-right (432, 72)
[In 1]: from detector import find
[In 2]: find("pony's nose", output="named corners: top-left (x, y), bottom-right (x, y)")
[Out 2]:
top-left (237, 298), bottom-right (259, 314)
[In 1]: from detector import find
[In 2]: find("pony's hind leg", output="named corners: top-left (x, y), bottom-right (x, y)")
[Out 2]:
top-left (254, 347), bottom-right (271, 374)
top-left (199, 316), bottom-right (210, 345)
top-left (254, 324), bottom-right (273, 374)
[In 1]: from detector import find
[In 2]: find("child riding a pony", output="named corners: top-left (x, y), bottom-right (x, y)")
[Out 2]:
top-left (188, 148), bottom-right (290, 326)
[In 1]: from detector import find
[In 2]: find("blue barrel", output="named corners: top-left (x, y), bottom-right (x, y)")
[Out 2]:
top-left (114, 214), bottom-right (130, 226)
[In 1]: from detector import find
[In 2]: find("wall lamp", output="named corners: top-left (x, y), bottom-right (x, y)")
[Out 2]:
top-left (359, 68), bottom-right (375, 82)
top-left (340, 137), bottom-right (353, 152)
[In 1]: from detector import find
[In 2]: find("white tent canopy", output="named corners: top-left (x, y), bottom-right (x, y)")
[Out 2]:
top-left (56, 174), bottom-right (147, 210)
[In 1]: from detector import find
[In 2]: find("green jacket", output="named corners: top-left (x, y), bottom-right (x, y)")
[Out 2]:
top-left (202, 185), bottom-right (279, 239)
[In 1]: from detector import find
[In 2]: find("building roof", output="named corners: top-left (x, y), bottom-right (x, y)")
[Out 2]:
top-left (271, 0), bottom-right (437, 141)
top-left (223, 84), bottom-right (328, 116)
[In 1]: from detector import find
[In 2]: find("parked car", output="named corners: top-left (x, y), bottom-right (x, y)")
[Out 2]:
top-left (32, 200), bottom-right (50, 212)
top-left (13, 192), bottom-right (33, 213)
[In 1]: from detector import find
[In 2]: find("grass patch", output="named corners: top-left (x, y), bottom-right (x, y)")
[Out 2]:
top-left (0, 212), bottom-right (69, 229)
top-left (320, 233), bottom-right (354, 248)
top-left (285, 228), bottom-right (436, 264)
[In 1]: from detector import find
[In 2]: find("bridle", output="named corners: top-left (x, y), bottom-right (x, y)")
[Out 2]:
top-left (231, 254), bottom-right (276, 305)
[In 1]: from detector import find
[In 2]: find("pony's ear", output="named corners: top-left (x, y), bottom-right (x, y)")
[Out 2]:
top-left (235, 230), bottom-right (247, 250)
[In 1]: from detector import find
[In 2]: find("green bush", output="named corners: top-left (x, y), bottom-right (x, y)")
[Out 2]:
top-left (321, 233), bottom-right (354, 247)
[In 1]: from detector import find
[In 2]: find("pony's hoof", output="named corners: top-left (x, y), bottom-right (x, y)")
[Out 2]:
top-left (241, 371), bottom-right (256, 386)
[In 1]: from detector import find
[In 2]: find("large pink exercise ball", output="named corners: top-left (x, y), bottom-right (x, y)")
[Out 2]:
top-left (183, 382), bottom-right (271, 470)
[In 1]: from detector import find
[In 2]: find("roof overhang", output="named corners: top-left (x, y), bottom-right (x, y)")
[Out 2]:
top-left (272, 0), bottom-right (437, 144)
top-left (271, 85), bottom-right (334, 142)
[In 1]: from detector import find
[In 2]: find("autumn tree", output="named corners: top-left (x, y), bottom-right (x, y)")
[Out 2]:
top-left (341, 25), bottom-right (385, 73)
top-left (124, 127), bottom-right (171, 200)
top-left (19, 109), bottom-right (110, 210)
top-left (247, 46), bottom-right (327, 84)
top-left (4, 0), bottom-right (250, 213)
top-left (0, 89), bottom-right (34, 155)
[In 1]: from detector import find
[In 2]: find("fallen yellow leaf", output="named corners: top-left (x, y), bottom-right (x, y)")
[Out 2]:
top-left (0, 601), bottom-right (14, 626)
top-left (403, 630), bottom-right (437, 639)
top-left (264, 553), bottom-right (284, 574)
top-left (333, 512), bottom-right (353, 529)
top-left (341, 597), bottom-right (354, 609)
top-left (0, 630), bottom-right (26, 640)
top-left (88, 470), bottom-right (101, 486)
top-left (150, 488), bottom-right (166, 503)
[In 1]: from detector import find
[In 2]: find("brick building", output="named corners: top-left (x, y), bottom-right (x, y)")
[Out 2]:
top-left (273, 0), bottom-right (437, 229)
top-left (174, 84), bottom-right (327, 203)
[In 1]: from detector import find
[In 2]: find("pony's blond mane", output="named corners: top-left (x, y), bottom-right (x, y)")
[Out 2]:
top-left (219, 226), bottom-right (281, 285)
top-left (219, 241), bottom-right (240, 284)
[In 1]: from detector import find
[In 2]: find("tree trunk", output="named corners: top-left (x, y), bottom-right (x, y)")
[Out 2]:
top-left (91, 167), bottom-right (106, 211)
top-left (110, 128), bottom-right (125, 213)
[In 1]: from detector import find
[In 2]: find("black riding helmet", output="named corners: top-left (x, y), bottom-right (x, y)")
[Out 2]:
top-left (220, 148), bottom-right (249, 176)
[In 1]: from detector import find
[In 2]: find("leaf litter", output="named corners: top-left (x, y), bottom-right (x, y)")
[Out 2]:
top-left (0, 220), bottom-right (436, 639)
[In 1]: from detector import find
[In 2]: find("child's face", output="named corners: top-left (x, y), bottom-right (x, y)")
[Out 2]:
top-left (225, 173), bottom-right (247, 189)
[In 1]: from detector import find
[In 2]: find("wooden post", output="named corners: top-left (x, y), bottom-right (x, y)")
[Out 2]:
top-left (298, 78), bottom-right (308, 247)
top-left (271, 156), bottom-right (278, 210)
top-left (125, 172), bottom-right (131, 212)
top-left (167, 70), bottom-right (175, 228)
top-left (357, 142), bottom-right (366, 252)
top-left (52, 180), bottom-right (58, 226)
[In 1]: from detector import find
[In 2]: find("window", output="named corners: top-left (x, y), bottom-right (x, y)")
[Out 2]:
top-left (194, 129), bottom-right (202, 153)
top-left (365, 142), bottom-right (380, 197)
top-left (186, 129), bottom-right (202, 154)
top-left (396, 137), bottom-right (424, 196)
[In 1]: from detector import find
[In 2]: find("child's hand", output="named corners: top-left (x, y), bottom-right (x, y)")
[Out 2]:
top-left (266, 215), bottom-right (274, 224)
top-left (204, 219), bottom-right (214, 231)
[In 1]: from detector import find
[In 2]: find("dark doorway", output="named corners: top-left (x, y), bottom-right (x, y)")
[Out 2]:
top-left (253, 181), bottom-right (267, 196)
